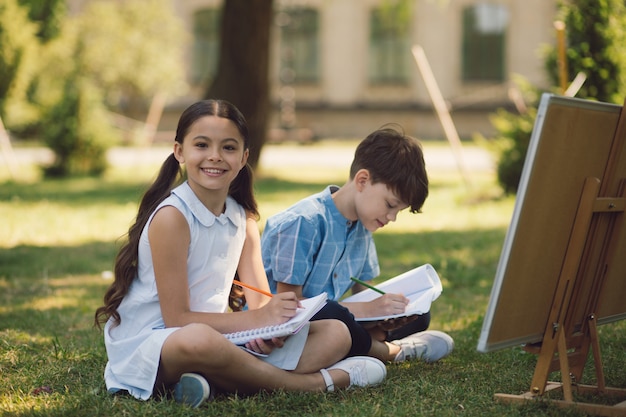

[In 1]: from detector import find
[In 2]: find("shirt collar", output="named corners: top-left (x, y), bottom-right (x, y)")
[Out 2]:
top-left (324, 185), bottom-right (356, 229)
top-left (172, 182), bottom-right (241, 228)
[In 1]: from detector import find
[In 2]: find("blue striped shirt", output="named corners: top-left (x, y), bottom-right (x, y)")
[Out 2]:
top-left (261, 186), bottom-right (379, 301)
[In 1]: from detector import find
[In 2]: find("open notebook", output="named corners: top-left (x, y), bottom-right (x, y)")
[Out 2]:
top-left (223, 292), bottom-right (327, 345)
top-left (342, 264), bottom-right (442, 322)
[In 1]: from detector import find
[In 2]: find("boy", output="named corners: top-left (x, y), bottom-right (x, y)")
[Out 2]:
top-left (261, 126), bottom-right (454, 363)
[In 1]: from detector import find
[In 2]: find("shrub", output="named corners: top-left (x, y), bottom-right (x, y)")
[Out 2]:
top-left (489, 107), bottom-right (537, 195)
top-left (41, 77), bottom-right (117, 177)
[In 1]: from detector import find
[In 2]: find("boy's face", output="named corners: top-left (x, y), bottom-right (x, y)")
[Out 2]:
top-left (355, 179), bottom-right (408, 232)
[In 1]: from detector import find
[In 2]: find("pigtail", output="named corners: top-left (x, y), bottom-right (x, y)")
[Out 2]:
top-left (95, 153), bottom-right (182, 329)
top-left (229, 163), bottom-right (258, 219)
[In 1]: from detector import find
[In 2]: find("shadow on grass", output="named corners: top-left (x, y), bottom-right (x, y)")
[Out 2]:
top-left (0, 178), bottom-right (147, 205)
top-left (0, 241), bottom-right (119, 281)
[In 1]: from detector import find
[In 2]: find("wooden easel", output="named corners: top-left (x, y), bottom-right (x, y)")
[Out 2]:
top-left (494, 99), bottom-right (626, 415)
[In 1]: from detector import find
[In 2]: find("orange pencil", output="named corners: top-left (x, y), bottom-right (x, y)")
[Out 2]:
top-left (233, 279), bottom-right (273, 298)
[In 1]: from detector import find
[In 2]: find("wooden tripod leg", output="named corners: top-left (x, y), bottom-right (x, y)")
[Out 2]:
top-left (556, 327), bottom-right (574, 402)
top-left (588, 314), bottom-right (607, 392)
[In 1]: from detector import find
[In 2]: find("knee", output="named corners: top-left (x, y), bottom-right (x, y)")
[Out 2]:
top-left (170, 323), bottom-right (224, 358)
top-left (311, 319), bottom-right (351, 347)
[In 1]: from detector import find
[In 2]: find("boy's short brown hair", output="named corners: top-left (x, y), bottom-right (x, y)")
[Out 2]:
top-left (349, 125), bottom-right (428, 213)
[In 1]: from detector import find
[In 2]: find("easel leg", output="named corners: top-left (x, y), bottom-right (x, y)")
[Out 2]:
top-left (589, 314), bottom-right (607, 392)
top-left (495, 317), bottom-right (626, 416)
top-left (556, 328), bottom-right (574, 402)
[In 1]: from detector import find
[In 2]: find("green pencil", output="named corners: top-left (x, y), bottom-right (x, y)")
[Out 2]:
top-left (350, 276), bottom-right (386, 295)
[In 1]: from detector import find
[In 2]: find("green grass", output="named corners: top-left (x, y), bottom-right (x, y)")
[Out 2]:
top-left (1, 141), bottom-right (624, 416)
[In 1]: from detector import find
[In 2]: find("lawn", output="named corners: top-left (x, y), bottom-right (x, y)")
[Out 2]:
top-left (0, 140), bottom-right (624, 416)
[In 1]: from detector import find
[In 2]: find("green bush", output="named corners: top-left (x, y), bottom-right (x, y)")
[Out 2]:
top-left (545, 0), bottom-right (626, 104)
top-left (489, 0), bottom-right (626, 195)
top-left (0, 0), bottom-right (39, 129)
top-left (489, 107), bottom-right (537, 195)
top-left (41, 78), bottom-right (117, 177)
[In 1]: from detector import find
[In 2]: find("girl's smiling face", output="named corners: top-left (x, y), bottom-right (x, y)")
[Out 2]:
top-left (174, 115), bottom-right (248, 209)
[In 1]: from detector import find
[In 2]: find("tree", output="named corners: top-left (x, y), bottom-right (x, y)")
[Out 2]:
top-left (492, 0), bottom-right (626, 194)
top-left (545, 0), bottom-right (626, 104)
top-left (18, 0), bottom-right (65, 42)
top-left (76, 0), bottom-right (187, 119)
top-left (0, 0), bottom-right (39, 129)
top-left (205, 0), bottom-right (273, 169)
top-left (31, 0), bottom-right (187, 176)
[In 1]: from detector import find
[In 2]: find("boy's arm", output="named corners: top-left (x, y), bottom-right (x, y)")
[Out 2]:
top-left (351, 282), bottom-right (369, 294)
top-left (276, 281), bottom-right (304, 299)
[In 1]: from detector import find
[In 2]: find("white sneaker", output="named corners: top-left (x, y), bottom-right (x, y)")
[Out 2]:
top-left (173, 373), bottom-right (212, 408)
top-left (392, 330), bottom-right (454, 363)
top-left (320, 356), bottom-right (387, 391)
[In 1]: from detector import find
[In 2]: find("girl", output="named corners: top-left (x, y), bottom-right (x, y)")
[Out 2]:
top-left (94, 99), bottom-right (386, 407)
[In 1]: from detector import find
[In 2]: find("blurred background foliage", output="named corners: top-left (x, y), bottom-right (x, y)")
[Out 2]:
top-left (0, 0), bottom-right (186, 176)
top-left (489, 0), bottom-right (626, 194)
top-left (3, 0), bottom-right (626, 188)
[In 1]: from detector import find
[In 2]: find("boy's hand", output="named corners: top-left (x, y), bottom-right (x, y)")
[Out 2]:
top-left (366, 293), bottom-right (409, 317)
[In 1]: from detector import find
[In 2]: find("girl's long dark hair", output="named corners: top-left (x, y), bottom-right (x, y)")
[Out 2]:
top-left (95, 99), bottom-right (258, 328)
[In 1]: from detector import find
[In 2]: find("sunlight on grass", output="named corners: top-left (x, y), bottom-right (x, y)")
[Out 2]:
top-left (12, 142), bottom-right (615, 417)
top-left (1, 201), bottom-right (137, 247)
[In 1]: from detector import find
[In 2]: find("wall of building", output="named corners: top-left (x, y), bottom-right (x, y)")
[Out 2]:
top-left (70, 0), bottom-right (560, 140)
top-left (172, 0), bottom-right (557, 140)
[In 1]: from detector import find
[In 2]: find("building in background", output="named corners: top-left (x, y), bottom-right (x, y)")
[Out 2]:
top-left (78, 0), bottom-right (559, 140)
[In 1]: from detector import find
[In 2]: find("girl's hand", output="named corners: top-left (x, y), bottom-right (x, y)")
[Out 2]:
top-left (366, 293), bottom-right (409, 317)
top-left (245, 337), bottom-right (286, 355)
top-left (259, 291), bottom-right (301, 325)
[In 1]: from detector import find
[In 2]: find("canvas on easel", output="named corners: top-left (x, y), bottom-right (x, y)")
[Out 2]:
top-left (477, 93), bottom-right (626, 416)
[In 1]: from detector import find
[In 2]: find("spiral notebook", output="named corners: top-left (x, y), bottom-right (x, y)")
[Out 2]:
top-left (223, 292), bottom-right (327, 345)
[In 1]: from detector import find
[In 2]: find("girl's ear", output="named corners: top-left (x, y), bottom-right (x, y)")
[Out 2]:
top-left (173, 142), bottom-right (184, 164)
top-left (354, 169), bottom-right (370, 191)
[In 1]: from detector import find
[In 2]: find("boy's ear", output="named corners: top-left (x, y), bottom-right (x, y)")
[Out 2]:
top-left (354, 169), bottom-right (370, 191)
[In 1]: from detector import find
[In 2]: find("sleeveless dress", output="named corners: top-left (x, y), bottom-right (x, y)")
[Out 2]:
top-left (103, 182), bottom-right (247, 400)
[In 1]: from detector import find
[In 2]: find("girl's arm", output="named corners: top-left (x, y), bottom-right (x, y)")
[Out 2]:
top-left (235, 216), bottom-right (272, 310)
top-left (149, 206), bottom-right (300, 333)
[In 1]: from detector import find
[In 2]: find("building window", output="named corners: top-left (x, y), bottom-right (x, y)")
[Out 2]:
top-left (368, 4), bottom-right (411, 84)
top-left (278, 8), bottom-right (319, 83)
top-left (192, 8), bottom-right (221, 85)
top-left (462, 3), bottom-right (508, 82)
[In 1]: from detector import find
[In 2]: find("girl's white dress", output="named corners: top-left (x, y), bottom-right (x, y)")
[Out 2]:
top-left (103, 182), bottom-right (249, 400)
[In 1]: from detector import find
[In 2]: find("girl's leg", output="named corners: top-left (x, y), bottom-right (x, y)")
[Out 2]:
top-left (292, 319), bottom-right (350, 374)
top-left (156, 323), bottom-right (351, 395)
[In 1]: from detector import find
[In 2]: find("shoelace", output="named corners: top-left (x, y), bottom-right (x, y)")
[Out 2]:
top-left (348, 364), bottom-right (364, 387)
top-left (401, 342), bottom-right (427, 361)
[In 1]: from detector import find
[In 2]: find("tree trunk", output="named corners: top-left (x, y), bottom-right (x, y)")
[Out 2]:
top-left (205, 0), bottom-right (273, 168)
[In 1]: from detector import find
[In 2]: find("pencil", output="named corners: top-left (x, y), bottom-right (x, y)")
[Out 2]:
top-left (233, 279), bottom-right (274, 298)
top-left (350, 277), bottom-right (386, 295)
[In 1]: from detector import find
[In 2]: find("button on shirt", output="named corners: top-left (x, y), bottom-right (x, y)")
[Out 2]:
top-left (262, 185), bottom-right (379, 301)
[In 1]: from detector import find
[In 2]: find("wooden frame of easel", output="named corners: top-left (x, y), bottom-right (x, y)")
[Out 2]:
top-left (492, 97), bottom-right (626, 415)
top-left (495, 177), bottom-right (626, 415)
